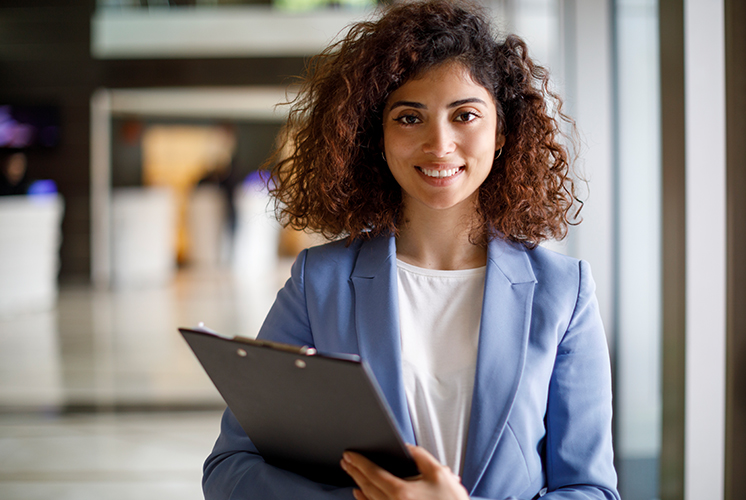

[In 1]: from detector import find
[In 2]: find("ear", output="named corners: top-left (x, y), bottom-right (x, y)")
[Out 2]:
top-left (495, 133), bottom-right (506, 151)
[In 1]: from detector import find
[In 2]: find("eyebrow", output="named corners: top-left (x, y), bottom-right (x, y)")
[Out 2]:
top-left (388, 97), bottom-right (487, 111)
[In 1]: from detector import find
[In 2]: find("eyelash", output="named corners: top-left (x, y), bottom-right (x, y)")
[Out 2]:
top-left (393, 114), bottom-right (421, 126)
top-left (455, 111), bottom-right (481, 123)
top-left (392, 110), bottom-right (481, 126)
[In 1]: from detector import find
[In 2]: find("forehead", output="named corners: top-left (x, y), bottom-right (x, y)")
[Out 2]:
top-left (385, 61), bottom-right (493, 107)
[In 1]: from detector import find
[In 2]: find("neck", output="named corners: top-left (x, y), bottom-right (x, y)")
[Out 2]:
top-left (396, 197), bottom-right (487, 270)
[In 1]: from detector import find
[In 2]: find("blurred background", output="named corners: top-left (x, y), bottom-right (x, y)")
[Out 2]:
top-left (0, 0), bottom-right (743, 499)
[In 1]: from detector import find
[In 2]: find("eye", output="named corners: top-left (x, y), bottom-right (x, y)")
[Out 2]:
top-left (393, 114), bottom-right (421, 126)
top-left (455, 111), bottom-right (480, 123)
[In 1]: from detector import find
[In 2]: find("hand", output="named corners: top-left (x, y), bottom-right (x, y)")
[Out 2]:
top-left (340, 444), bottom-right (470, 500)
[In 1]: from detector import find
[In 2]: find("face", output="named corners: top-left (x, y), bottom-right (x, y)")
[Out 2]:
top-left (382, 61), bottom-right (504, 216)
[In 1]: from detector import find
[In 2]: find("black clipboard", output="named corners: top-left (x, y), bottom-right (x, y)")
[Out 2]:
top-left (179, 327), bottom-right (419, 487)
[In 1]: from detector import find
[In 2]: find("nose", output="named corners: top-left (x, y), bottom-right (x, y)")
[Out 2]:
top-left (422, 121), bottom-right (455, 158)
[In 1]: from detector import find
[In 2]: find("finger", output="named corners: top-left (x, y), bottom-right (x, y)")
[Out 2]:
top-left (344, 452), bottom-right (400, 482)
top-left (343, 452), bottom-right (402, 497)
top-left (341, 455), bottom-right (386, 499)
top-left (406, 444), bottom-right (444, 478)
top-left (352, 488), bottom-right (370, 500)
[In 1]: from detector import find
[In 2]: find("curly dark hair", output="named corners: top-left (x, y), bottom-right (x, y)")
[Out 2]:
top-left (269, 0), bottom-right (580, 247)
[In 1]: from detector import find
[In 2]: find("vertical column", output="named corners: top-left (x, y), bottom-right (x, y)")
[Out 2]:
top-left (683, 0), bottom-right (727, 497)
top-left (614, 1), bottom-right (662, 497)
top-left (658, 0), bottom-right (686, 497)
top-left (90, 89), bottom-right (112, 289)
top-left (724, 0), bottom-right (746, 498)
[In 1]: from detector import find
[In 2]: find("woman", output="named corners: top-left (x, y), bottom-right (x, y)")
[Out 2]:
top-left (203, 1), bottom-right (619, 499)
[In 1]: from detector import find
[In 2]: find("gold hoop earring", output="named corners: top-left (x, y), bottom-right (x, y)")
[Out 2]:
top-left (495, 148), bottom-right (503, 160)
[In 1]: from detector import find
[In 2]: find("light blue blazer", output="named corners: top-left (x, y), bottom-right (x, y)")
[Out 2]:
top-left (203, 236), bottom-right (620, 500)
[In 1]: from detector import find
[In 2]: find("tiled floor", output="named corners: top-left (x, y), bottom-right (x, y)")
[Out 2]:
top-left (0, 263), bottom-right (293, 499)
top-left (0, 411), bottom-right (222, 500)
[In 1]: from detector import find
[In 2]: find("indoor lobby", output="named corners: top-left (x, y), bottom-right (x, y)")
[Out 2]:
top-left (0, 264), bottom-right (293, 500)
top-left (1, 0), bottom-right (745, 499)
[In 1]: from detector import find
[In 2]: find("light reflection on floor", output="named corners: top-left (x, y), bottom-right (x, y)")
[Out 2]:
top-left (0, 411), bottom-right (222, 500)
top-left (0, 263), bottom-right (292, 499)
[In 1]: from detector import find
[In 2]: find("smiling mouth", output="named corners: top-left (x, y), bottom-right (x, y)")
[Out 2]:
top-left (417, 166), bottom-right (464, 179)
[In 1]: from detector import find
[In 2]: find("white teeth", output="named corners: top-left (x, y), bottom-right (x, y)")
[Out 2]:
top-left (420, 167), bottom-right (460, 178)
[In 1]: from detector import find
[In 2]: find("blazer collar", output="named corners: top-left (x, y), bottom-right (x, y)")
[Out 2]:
top-left (350, 236), bottom-right (416, 443)
top-left (351, 234), bottom-right (394, 279)
top-left (461, 238), bottom-right (536, 492)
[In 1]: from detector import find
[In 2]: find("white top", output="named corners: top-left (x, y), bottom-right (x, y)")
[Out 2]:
top-left (396, 259), bottom-right (485, 475)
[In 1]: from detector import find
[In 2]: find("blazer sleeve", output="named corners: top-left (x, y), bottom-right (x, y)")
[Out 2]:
top-left (202, 249), bottom-right (356, 500)
top-left (539, 260), bottom-right (620, 500)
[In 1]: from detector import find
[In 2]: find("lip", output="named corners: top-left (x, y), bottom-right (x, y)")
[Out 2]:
top-left (415, 164), bottom-right (464, 184)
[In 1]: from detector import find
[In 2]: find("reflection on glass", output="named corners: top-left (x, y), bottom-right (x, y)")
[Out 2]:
top-left (614, 0), bottom-right (662, 498)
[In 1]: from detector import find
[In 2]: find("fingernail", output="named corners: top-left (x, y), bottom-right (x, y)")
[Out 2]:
top-left (342, 452), bottom-right (352, 463)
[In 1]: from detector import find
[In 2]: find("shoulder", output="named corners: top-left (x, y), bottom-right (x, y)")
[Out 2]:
top-left (305, 237), bottom-right (363, 262)
top-left (301, 237), bottom-right (364, 277)
top-left (489, 239), bottom-right (596, 322)
top-left (523, 245), bottom-right (602, 347)
top-left (528, 245), bottom-right (596, 312)
top-left (489, 239), bottom-right (590, 288)
top-left (298, 235), bottom-right (391, 284)
top-left (526, 244), bottom-right (592, 291)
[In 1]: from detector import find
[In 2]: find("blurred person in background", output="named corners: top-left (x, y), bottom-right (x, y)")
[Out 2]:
top-left (203, 1), bottom-right (619, 499)
top-left (0, 151), bottom-right (32, 196)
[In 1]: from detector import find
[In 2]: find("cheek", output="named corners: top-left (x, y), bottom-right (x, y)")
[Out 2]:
top-left (463, 135), bottom-right (496, 163)
top-left (383, 132), bottom-right (416, 162)
top-left (478, 129), bottom-right (500, 157)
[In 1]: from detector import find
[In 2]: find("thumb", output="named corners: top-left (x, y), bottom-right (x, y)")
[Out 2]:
top-left (406, 444), bottom-right (444, 478)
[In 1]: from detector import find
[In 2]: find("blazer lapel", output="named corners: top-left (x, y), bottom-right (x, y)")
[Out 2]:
top-left (350, 236), bottom-right (416, 444)
top-left (460, 239), bottom-right (536, 492)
